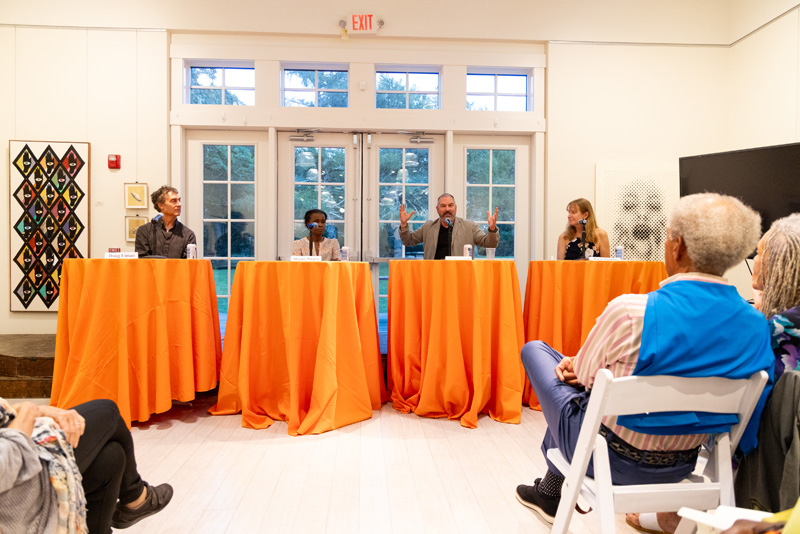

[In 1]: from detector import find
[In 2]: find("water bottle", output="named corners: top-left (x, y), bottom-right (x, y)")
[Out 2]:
top-left (463, 244), bottom-right (472, 258)
top-left (341, 246), bottom-right (350, 261)
top-left (615, 245), bottom-right (624, 260)
top-left (186, 244), bottom-right (197, 259)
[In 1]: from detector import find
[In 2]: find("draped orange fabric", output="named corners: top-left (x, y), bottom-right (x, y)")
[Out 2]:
top-left (51, 259), bottom-right (222, 427)
top-left (387, 260), bottom-right (525, 428)
top-left (210, 261), bottom-right (388, 435)
top-left (522, 260), bottom-right (667, 408)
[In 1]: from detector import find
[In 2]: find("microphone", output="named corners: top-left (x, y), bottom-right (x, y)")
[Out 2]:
top-left (445, 218), bottom-right (453, 228)
top-left (308, 222), bottom-right (318, 230)
top-left (578, 219), bottom-right (588, 225)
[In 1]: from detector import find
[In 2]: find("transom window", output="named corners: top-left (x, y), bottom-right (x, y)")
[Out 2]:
top-left (465, 148), bottom-right (516, 258)
top-left (376, 71), bottom-right (440, 109)
top-left (283, 69), bottom-right (349, 108)
top-left (189, 67), bottom-right (255, 106)
top-left (466, 73), bottom-right (529, 111)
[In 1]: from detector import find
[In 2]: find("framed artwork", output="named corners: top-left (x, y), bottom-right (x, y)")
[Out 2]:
top-left (595, 161), bottom-right (679, 262)
top-left (9, 141), bottom-right (90, 311)
top-left (124, 182), bottom-right (149, 209)
top-left (125, 216), bottom-right (149, 242)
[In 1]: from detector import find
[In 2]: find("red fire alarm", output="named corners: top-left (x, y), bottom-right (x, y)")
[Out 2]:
top-left (108, 154), bottom-right (121, 169)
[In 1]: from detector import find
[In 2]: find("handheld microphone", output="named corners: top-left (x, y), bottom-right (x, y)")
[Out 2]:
top-left (578, 219), bottom-right (588, 225)
top-left (308, 222), bottom-right (318, 230)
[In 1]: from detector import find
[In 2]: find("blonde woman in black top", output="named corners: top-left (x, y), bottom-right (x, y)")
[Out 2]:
top-left (557, 198), bottom-right (610, 260)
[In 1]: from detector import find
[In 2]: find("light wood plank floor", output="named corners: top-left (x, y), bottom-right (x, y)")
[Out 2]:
top-left (107, 395), bottom-right (640, 534)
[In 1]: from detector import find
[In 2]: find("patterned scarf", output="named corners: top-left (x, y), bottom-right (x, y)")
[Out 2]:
top-left (771, 306), bottom-right (800, 380)
top-left (0, 398), bottom-right (88, 533)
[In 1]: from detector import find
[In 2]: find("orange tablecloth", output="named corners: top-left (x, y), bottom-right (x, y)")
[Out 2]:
top-left (387, 260), bottom-right (525, 428)
top-left (210, 261), bottom-right (387, 435)
top-left (522, 260), bottom-right (667, 407)
top-left (52, 259), bottom-right (222, 426)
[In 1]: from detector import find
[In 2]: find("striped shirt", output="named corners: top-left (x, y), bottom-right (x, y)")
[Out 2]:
top-left (572, 272), bottom-right (730, 452)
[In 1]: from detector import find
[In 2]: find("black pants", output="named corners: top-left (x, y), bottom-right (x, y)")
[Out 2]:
top-left (71, 399), bottom-right (145, 534)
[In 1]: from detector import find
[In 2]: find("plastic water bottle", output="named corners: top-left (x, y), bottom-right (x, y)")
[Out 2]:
top-left (615, 245), bottom-right (624, 260)
top-left (186, 244), bottom-right (197, 259)
top-left (341, 246), bottom-right (350, 261)
top-left (463, 244), bottom-right (472, 258)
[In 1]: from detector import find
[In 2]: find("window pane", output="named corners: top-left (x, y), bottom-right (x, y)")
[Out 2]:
top-left (467, 95), bottom-right (493, 111)
top-left (230, 221), bottom-right (255, 257)
top-left (493, 188), bottom-right (516, 222)
top-left (203, 145), bottom-right (228, 181)
top-left (379, 149), bottom-right (403, 183)
top-left (376, 72), bottom-right (405, 90)
top-left (318, 71), bottom-right (348, 89)
top-left (321, 185), bottom-right (345, 220)
top-left (231, 145), bottom-right (255, 182)
top-left (191, 88), bottom-right (222, 104)
top-left (205, 223), bottom-right (228, 257)
top-left (466, 149), bottom-right (490, 185)
top-left (404, 186), bottom-right (429, 220)
top-left (204, 183), bottom-right (228, 219)
top-left (284, 90), bottom-right (315, 107)
top-left (495, 223), bottom-right (514, 258)
top-left (326, 222), bottom-right (344, 247)
top-left (225, 68), bottom-right (255, 88)
top-left (405, 149), bottom-right (429, 184)
top-left (294, 221), bottom-right (309, 241)
top-left (466, 74), bottom-right (494, 93)
top-left (379, 185), bottom-right (403, 220)
top-left (191, 67), bottom-right (222, 87)
top-left (408, 73), bottom-right (439, 91)
top-left (379, 222), bottom-right (403, 258)
top-left (225, 89), bottom-right (255, 106)
top-left (285, 70), bottom-right (315, 89)
top-left (318, 91), bottom-right (348, 108)
top-left (210, 258), bottom-right (229, 294)
top-left (409, 94), bottom-right (438, 109)
top-left (492, 150), bottom-right (516, 185)
top-left (376, 93), bottom-right (406, 109)
top-left (497, 95), bottom-right (527, 112)
top-left (321, 148), bottom-right (345, 183)
top-left (294, 184), bottom-right (318, 219)
top-left (497, 75), bottom-right (527, 93)
top-left (466, 186), bottom-right (489, 220)
top-left (231, 183), bottom-right (255, 219)
top-left (294, 148), bottom-right (318, 182)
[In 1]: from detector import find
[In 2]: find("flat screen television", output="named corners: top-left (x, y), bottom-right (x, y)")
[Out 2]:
top-left (679, 142), bottom-right (800, 236)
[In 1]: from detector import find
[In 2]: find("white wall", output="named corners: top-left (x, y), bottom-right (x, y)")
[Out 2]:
top-left (1, 27), bottom-right (167, 333)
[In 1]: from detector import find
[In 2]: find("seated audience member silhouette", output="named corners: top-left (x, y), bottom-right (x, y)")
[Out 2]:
top-left (516, 193), bottom-right (774, 527)
top-left (0, 398), bottom-right (172, 533)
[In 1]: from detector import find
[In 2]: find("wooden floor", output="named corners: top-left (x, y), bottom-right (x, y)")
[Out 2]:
top-left (102, 395), bottom-right (639, 534)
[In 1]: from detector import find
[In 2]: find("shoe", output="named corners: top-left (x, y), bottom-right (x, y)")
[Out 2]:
top-left (515, 478), bottom-right (560, 524)
top-left (111, 482), bottom-right (174, 529)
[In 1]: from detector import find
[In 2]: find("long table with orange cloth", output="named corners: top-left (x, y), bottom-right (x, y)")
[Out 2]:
top-left (210, 261), bottom-right (388, 435)
top-left (387, 259), bottom-right (525, 428)
top-left (522, 260), bottom-right (667, 408)
top-left (51, 258), bottom-right (223, 426)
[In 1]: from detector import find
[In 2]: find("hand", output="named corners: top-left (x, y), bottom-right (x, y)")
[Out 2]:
top-left (399, 204), bottom-right (416, 227)
top-left (555, 357), bottom-right (580, 386)
top-left (721, 519), bottom-right (785, 534)
top-left (7, 402), bottom-right (40, 437)
top-left (487, 207), bottom-right (499, 231)
top-left (40, 406), bottom-right (85, 448)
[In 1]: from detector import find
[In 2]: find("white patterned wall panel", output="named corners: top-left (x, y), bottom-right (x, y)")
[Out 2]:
top-left (595, 162), bottom-right (678, 262)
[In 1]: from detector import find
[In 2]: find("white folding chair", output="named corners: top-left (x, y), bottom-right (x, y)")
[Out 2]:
top-left (546, 369), bottom-right (768, 534)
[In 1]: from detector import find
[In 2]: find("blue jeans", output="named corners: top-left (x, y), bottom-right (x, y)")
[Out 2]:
top-left (521, 340), bottom-right (696, 485)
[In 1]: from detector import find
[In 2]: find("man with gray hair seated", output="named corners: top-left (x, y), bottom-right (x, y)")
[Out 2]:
top-left (398, 193), bottom-right (499, 259)
top-left (515, 193), bottom-right (775, 525)
top-left (134, 185), bottom-right (196, 259)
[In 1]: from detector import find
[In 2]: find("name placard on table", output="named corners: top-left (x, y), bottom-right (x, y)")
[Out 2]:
top-left (104, 252), bottom-right (139, 259)
top-left (291, 256), bottom-right (322, 262)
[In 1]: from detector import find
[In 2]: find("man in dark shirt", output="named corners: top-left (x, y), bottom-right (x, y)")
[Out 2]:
top-left (134, 186), bottom-right (196, 258)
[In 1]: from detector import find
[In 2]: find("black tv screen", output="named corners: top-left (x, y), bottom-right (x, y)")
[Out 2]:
top-left (679, 142), bottom-right (800, 235)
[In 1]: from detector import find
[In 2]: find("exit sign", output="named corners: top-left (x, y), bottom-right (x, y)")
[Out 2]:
top-left (351, 14), bottom-right (377, 33)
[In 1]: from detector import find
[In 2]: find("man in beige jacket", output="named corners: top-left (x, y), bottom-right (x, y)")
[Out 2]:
top-left (399, 193), bottom-right (499, 259)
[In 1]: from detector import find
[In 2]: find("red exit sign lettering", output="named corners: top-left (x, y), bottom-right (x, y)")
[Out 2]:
top-left (351, 14), bottom-right (377, 33)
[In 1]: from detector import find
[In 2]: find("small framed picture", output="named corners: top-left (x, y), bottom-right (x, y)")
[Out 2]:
top-left (124, 183), bottom-right (149, 209)
top-left (125, 215), bottom-right (149, 242)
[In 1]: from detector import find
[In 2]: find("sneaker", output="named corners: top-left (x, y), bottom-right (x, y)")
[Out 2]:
top-left (515, 478), bottom-right (560, 524)
top-left (111, 482), bottom-right (174, 529)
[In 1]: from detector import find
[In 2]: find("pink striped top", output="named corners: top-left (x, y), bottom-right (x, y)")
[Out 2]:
top-left (572, 272), bottom-right (730, 452)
